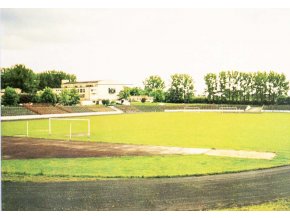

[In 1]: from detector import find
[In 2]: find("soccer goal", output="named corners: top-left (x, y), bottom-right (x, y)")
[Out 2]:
top-left (48, 118), bottom-right (90, 139)
top-left (184, 106), bottom-right (201, 111)
top-left (219, 106), bottom-right (238, 112)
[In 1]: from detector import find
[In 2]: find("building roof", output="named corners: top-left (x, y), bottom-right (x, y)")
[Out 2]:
top-left (62, 80), bottom-right (99, 84)
top-left (62, 80), bottom-right (132, 85)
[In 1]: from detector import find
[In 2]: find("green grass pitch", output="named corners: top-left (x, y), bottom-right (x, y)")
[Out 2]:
top-left (2, 112), bottom-right (290, 180)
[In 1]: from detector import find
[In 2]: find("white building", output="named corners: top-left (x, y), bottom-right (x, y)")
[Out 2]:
top-left (53, 80), bottom-right (132, 105)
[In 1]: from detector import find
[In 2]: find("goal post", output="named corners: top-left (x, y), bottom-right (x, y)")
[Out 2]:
top-left (48, 118), bottom-right (91, 138)
top-left (183, 106), bottom-right (201, 111)
top-left (184, 106), bottom-right (200, 110)
top-left (219, 106), bottom-right (238, 112)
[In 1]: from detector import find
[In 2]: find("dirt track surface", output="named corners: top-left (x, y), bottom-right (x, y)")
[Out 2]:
top-left (1, 136), bottom-right (155, 159)
top-left (2, 136), bottom-right (275, 160)
top-left (2, 166), bottom-right (290, 211)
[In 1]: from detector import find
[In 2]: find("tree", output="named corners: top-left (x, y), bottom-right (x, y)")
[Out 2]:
top-left (1, 64), bottom-right (38, 93)
top-left (204, 71), bottom-right (289, 104)
top-left (37, 71), bottom-right (77, 90)
top-left (58, 89), bottom-right (71, 106)
top-left (68, 88), bottom-right (80, 105)
top-left (166, 74), bottom-right (195, 103)
top-left (40, 87), bottom-right (57, 104)
top-left (143, 75), bottom-right (165, 102)
top-left (204, 73), bottom-right (218, 102)
top-left (150, 90), bottom-right (165, 102)
top-left (129, 87), bottom-right (144, 96)
top-left (118, 87), bottom-right (131, 99)
top-left (1, 87), bottom-right (20, 106)
top-left (58, 89), bottom-right (80, 106)
top-left (143, 75), bottom-right (165, 93)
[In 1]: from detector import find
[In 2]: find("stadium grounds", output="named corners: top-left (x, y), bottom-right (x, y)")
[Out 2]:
top-left (2, 112), bottom-right (290, 179)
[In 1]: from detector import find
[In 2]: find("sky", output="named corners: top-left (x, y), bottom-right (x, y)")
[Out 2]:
top-left (1, 8), bottom-right (290, 95)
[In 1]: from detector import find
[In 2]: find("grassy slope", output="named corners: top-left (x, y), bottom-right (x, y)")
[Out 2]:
top-left (2, 155), bottom-right (288, 180)
top-left (2, 112), bottom-right (290, 179)
top-left (223, 198), bottom-right (290, 211)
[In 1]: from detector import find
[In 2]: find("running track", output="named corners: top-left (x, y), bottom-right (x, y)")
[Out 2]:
top-left (2, 165), bottom-right (290, 210)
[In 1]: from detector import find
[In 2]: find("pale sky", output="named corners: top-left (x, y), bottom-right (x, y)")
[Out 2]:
top-left (1, 8), bottom-right (290, 94)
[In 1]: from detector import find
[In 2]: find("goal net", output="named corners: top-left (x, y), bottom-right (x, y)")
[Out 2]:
top-left (183, 106), bottom-right (201, 111)
top-left (48, 118), bottom-right (90, 139)
top-left (219, 106), bottom-right (238, 112)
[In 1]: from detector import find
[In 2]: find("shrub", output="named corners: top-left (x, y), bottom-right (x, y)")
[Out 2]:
top-left (189, 96), bottom-right (208, 104)
top-left (141, 98), bottom-right (146, 103)
top-left (102, 99), bottom-right (110, 106)
top-left (2, 87), bottom-right (20, 106)
top-left (40, 87), bottom-right (57, 105)
top-left (277, 96), bottom-right (290, 105)
top-left (19, 93), bottom-right (35, 103)
top-left (58, 89), bottom-right (80, 106)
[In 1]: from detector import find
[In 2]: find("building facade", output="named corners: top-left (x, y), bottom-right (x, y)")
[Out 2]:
top-left (53, 80), bottom-right (131, 105)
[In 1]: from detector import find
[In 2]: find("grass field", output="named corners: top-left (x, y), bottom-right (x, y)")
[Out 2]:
top-left (223, 198), bottom-right (290, 211)
top-left (2, 112), bottom-right (290, 180)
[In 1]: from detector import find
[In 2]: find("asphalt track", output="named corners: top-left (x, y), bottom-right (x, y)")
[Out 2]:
top-left (2, 165), bottom-right (290, 211)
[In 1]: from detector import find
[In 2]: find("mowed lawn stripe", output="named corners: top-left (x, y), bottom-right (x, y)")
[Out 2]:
top-left (2, 155), bottom-right (289, 179)
top-left (2, 112), bottom-right (290, 153)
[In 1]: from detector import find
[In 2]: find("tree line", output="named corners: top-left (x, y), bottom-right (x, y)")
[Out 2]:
top-left (120, 71), bottom-right (289, 105)
top-left (119, 74), bottom-right (196, 103)
top-left (1, 64), bottom-right (290, 106)
top-left (1, 64), bottom-right (76, 93)
top-left (204, 71), bottom-right (289, 104)
top-left (2, 86), bottom-right (81, 106)
top-left (1, 64), bottom-right (79, 106)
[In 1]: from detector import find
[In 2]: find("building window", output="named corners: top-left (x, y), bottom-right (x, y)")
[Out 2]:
top-left (78, 88), bottom-right (85, 93)
top-left (108, 88), bottom-right (116, 94)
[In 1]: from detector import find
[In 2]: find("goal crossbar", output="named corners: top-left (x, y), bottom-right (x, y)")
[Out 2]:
top-left (48, 118), bottom-right (90, 138)
top-left (219, 107), bottom-right (238, 110)
top-left (184, 106), bottom-right (200, 109)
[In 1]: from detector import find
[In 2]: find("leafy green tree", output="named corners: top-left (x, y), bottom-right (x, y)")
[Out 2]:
top-left (1, 64), bottom-right (38, 93)
top-left (58, 89), bottom-right (71, 106)
top-left (37, 71), bottom-right (77, 90)
top-left (166, 73), bottom-right (195, 103)
top-left (143, 75), bottom-right (165, 102)
top-left (276, 73), bottom-right (289, 102)
top-left (205, 73), bottom-right (218, 102)
top-left (68, 88), bottom-right (80, 105)
top-left (129, 87), bottom-right (144, 96)
top-left (40, 87), bottom-right (57, 104)
top-left (143, 75), bottom-right (165, 93)
top-left (118, 87), bottom-right (131, 99)
top-left (58, 89), bottom-right (80, 106)
top-left (151, 89), bottom-right (165, 102)
top-left (204, 71), bottom-right (289, 104)
top-left (1, 87), bottom-right (20, 106)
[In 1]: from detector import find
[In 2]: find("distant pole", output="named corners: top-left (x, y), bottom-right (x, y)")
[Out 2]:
top-left (26, 121), bottom-right (29, 137)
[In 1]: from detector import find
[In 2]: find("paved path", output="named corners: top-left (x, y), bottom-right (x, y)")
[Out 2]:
top-left (2, 166), bottom-right (290, 211)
